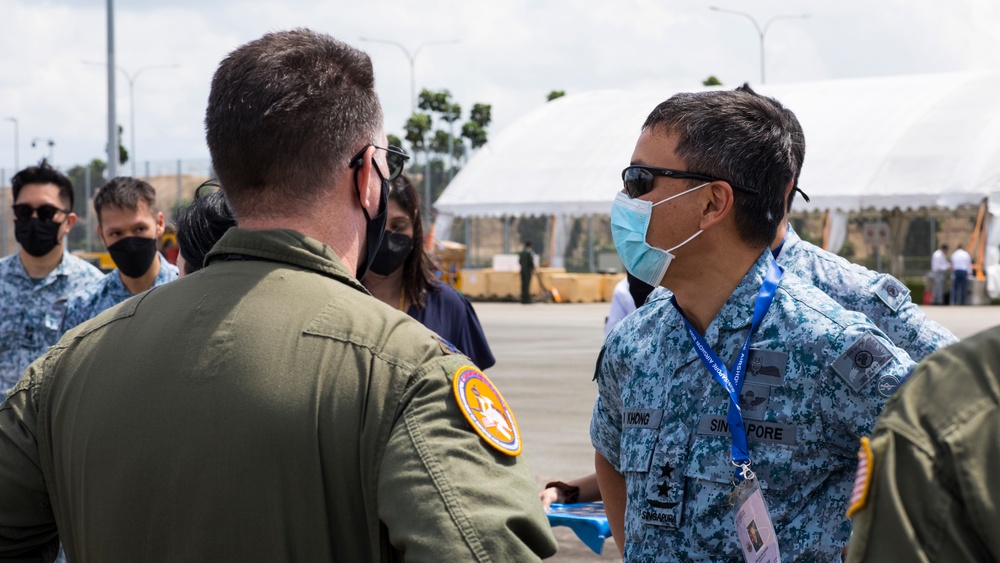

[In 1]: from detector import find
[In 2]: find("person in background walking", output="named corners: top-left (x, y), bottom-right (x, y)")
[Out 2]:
top-left (950, 243), bottom-right (971, 305)
top-left (930, 243), bottom-right (950, 305)
top-left (519, 241), bottom-right (535, 304)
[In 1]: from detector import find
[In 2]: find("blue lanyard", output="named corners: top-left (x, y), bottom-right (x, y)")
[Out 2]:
top-left (671, 257), bottom-right (783, 478)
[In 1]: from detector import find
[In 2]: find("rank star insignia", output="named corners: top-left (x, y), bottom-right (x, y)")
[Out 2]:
top-left (656, 481), bottom-right (672, 498)
top-left (659, 462), bottom-right (675, 479)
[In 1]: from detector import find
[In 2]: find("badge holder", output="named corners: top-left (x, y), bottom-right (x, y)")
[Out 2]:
top-left (731, 462), bottom-right (780, 563)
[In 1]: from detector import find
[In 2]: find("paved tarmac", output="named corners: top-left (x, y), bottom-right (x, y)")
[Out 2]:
top-left (474, 302), bottom-right (999, 561)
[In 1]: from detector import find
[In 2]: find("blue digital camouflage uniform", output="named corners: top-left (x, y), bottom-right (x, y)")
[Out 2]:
top-left (61, 253), bottom-right (178, 333)
top-left (591, 250), bottom-right (916, 562)
top-left (777, 226), bottom-right (956, 360)
top-left (0, 251), bottom-right (103, 393)
top-left (648, 225), bottom-right (957, 361)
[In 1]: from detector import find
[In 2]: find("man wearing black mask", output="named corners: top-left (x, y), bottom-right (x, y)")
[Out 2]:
top-left (0, 30), bottom-right (554, 562)
top-left (61, 176), bottom-right (178, 332)
top-left (0, 159), bottom-right (102, 392)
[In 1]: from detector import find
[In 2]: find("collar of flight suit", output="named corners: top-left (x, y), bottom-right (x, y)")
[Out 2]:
top-left (204, 228), bottom-right (370, 295)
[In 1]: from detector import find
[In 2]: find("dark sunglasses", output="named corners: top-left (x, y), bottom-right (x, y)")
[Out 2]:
top-left (350, 144), bottom-right (410, 181)
top-left (621, 165), bottom-right (757, 199)
top-left (12, 203), bottom-right (70, 222)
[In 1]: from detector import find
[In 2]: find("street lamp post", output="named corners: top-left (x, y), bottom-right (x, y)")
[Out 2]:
top-left (4, 117), bottom-right (17, 172)
top-left (85, 61), bottom-right (179, 176)
top-left (30, 138), bottom-right (55, 163)
top-left (358, 37), bottom-right (459, 230)
top-left (106, 0), bottom-right (116, 179)
top-left (709, 7), bottom-right (809, 83)
top-left (358, 37), bottom-right (460, 114)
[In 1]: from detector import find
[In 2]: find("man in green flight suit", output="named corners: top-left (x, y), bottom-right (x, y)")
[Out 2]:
top-left (846, 325), bottom-right (1000, 562)
top-left (519, 241), bottom-right (535, 304)
top-left (0, 29), bottom-right (557, 563)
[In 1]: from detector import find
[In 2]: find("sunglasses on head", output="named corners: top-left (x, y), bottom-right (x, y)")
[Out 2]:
top-left (350, 144), bottom-right (410, 181)
top-left (621, 165), bottom-right (757, 199)
top-left (12, 203), bottom-right (70, 222)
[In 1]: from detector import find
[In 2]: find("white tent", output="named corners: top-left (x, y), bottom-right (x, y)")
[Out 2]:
top-left (434, 72), bottom-right (1000, 270)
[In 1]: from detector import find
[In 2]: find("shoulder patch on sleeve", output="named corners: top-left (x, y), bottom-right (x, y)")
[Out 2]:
top-left (832, 331), bottom-right (896, 393)
top-left (847, 437), bottom-right (874, 518)
top-left (452, 366), bottom-right (522, 456)
top-left (873, 276), bottom-right (910, 312)
top-left (433, 334), bottom-right (461, 356)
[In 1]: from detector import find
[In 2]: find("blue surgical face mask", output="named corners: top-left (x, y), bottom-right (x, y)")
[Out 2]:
top-left (611, 182), bottom-right (709, 287)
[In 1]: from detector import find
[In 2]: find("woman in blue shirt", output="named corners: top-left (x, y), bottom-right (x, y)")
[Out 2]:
top-left (363, 175), bottom-right (495, 369)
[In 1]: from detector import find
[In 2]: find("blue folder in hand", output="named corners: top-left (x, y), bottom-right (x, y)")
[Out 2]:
top-left (546, 502), bottom-right (611, 555)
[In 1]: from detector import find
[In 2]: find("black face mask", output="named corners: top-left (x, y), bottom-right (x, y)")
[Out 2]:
top-left (369, 231), bottom-right (413, 276)
top-left (356, 177), bottom-right (390, 280)
top-left (15, 218), bottom-right (63, 257)
top-left (107, 236), bottom-right (158, 278)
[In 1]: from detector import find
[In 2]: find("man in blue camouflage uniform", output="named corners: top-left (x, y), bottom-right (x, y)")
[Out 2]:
top-left (649, 224), bottom-right (958, 362)
top-left (0, 160), bottom-right (102, 392)
top-left (648, 86), bottom-right (957, 361)
top-left (61, 177), bottom-right (178, 333)
top-left (768, 84), bottom-right (956, 360)
top-left (591, 87), bottom-right (915, 561)
top-left (773, 224), bottom-right (956, 360)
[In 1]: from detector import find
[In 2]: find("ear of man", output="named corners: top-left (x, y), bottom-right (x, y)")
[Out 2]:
top-left (698, 181), bottom-right (735, 232)
top-left (353, 146), bottom-right (382, 217)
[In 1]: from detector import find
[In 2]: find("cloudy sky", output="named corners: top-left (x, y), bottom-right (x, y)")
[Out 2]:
top-left (1, 0), bottom-right (999, 175)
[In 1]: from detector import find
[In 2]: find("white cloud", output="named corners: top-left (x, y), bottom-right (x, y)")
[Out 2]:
top-left (1, 0), bottom-right (999, 174)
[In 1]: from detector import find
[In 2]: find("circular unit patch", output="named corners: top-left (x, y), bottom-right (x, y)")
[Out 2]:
top-left (877, 374), bottom-right (901, 397)
top-left (452, 366), bottom-right (522, 456)
top-left (854, 350), bottom-right (874, 369)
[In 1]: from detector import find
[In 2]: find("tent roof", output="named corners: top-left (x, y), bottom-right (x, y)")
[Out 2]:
top-left (435, 72), bottom-right (1000, 218)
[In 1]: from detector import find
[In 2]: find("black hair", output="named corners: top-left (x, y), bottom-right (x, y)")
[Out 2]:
top-left (93, 176), bottom-right (158, 224)
top-left (11, 159), bottom-right (74, 210)
top-left (642, 88), bottom-right (795, 248)
top-left (386, 174), bottom-right (439, 309)
top-left (175, 182), bottom-right (237, 275)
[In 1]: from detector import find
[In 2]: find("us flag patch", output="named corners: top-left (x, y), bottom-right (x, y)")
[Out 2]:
top-left (846, 437), bottom-right (874, 518)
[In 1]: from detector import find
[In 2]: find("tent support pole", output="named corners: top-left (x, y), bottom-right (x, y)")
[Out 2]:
top-left (463, 217), bottom-right (470, 253)
top-left (588, 214), bottom-right (595, 273)
top-left (503, 216), bottom-right (511, 255)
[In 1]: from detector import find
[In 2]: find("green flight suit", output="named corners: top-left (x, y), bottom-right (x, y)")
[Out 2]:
top-left (847, 325), bottom-right (1000, 562)
top-left (0, 228), bottom-right (557, 563)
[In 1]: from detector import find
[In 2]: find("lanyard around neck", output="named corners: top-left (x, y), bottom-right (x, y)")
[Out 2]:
top-left (671, 256), bottom-right (783, 478)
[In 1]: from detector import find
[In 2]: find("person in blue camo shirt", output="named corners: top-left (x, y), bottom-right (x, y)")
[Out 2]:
top-left (60, 177), bottom-right (178, 333)
top-left (544, 87), bottom-right (954, 514)
top-left (0, 160), bottom-right (103, 393)
top-left (591, 87), bottom-right (915, 561)
top-left (649, 85), bottom-right (958, 361)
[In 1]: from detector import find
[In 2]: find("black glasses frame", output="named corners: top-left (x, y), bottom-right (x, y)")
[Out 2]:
top-left (350, 144), bottom-right (410, 181)
top-left (621, 165), bottom-right (757, 199)
top-left (12, 203), bottom-right (71, 222)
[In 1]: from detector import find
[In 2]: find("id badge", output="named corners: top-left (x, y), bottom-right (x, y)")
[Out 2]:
top-left (732, 478), bottom-right (781, 563)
